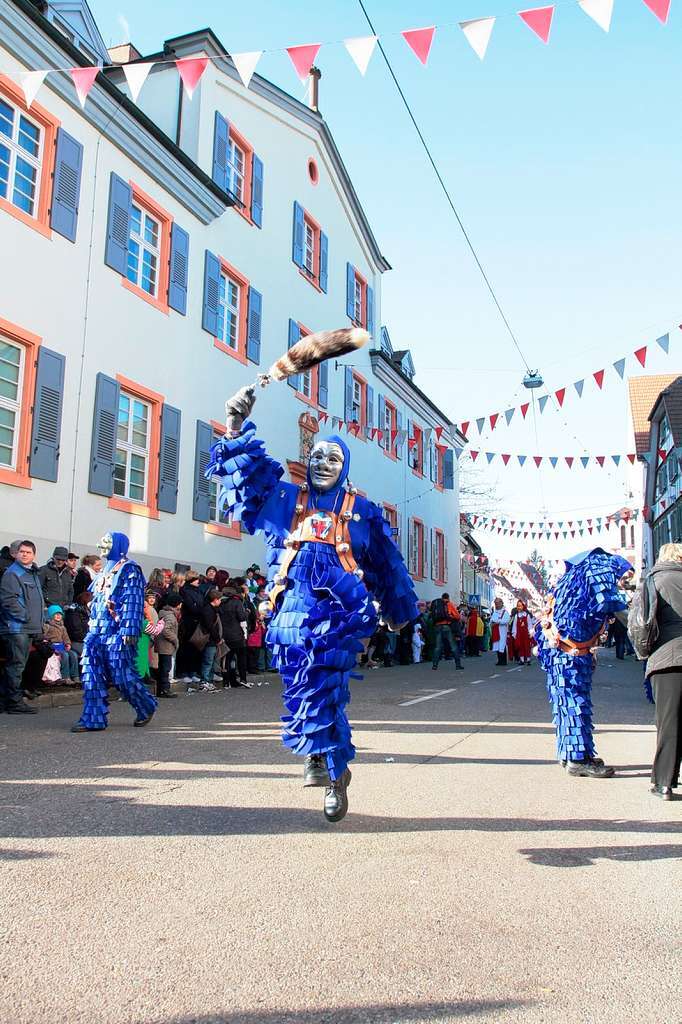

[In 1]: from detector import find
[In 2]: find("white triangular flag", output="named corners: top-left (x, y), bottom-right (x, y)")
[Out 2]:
top-left (344, 35), bottom-right (377, 76)
top-left (122, 61), bottom-right (154, 104)
top-left (19, 69), bottom-right (47, 109)
top-left (459, 18), bottom-right (496, 60)
top-left (231, 51), bottom-right (262, 89)
top-left (578, 0), bottom-right (614, 31)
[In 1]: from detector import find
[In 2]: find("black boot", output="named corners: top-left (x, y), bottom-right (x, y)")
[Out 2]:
top-left (651, 785), bottom-right (673, 801)
top-left (324, 769), bottom-right (352, 822)
top-left (566, 758), bottom-right (614, 778)
top-left (303, 755), bottom-right (329, 787)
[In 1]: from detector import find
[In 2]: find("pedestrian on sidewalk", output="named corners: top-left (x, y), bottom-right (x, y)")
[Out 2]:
top-left (0, 540), bottom-right (44, 714)
top-left (197, 589), bottom-right (223, 691)
top-left (431, 592), bottom-right (463, 670)
top-left (64, 591), bottom-right (92, 661)
top-left (156, 592), bottom-right (180, 698)
top-left (43, 605), bottom-right (79, 681)
top-left (490, 599), bottom-right (511, 666)
top-left (73, 554), bottom-right (102, 599)
top-left (412, 621), bottom-right (424, 663)
top-left (219, 581), bottom-right (249, 688)
top-left (643, 543), bottom-right (682, 800)
top-left (38, 545), bottom-right (74, 609)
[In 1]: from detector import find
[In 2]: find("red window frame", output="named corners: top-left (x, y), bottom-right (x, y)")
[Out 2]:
top-left (228, 123), bottom-right (254, 224)
top-left (108, 375), bottom-right (163, 521)
top-left (0, 316), bottom-right (40, 490)
top-left (212, 257), bottom-right (250, 365)
top-left (205, 419), bottom-right (241, 539)
top-left (122, 183), bottom-right (173, 315)
top-left (435, 444), bottom-right (446, 490)
top-left (350, 371), bottom-right (368, 437)
top-left (295, 322), bottom-right (319, 407)
top-left (409, 517), bottom-right (425, 580)
top-left (382, 399), bottom-right (397, 459)
top-left (409, 424), bottom-right (424, 477)
top-left (351, 268), bottom-right (368, 329)
top-left (434, 527), bottom-right (446, 585)
top-left (383, 501), bottom-right (399, 547)
top-left (299, 209), bottom-right (323, 291)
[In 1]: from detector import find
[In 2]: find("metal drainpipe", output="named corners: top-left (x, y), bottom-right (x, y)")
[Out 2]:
top-left (309, 67), bottom-right (321, 112)
top-left (175, 74), bottom-right (184, 146)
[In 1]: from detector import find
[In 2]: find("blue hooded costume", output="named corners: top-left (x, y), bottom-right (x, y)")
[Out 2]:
top-left (76, 532), bottom-right (157, 730)
top-left (207, 422), bottom-right (418, 780)
top-left (535, 548), bottom-right (632, 763)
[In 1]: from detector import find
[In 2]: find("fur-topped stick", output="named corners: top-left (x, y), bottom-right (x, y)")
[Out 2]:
top-left (256, 327), bottom-right (369, 387)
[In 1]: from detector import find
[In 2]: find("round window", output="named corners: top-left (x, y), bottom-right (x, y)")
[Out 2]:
top-left (308, 158), bottom-right (319, 185)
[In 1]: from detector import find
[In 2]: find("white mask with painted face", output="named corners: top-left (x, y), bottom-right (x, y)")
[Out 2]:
top-left (97, 533), bottom-right (113, 559)
top-left (309, 441), bottom-right (345, 492)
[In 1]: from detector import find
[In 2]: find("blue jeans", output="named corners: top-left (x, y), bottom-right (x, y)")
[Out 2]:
top-left (433, 625), bottom-right (461, 668)
top-left (60, 649), bottom-right (80, 680)
top-left (201, 644), bottom-right (217, 682)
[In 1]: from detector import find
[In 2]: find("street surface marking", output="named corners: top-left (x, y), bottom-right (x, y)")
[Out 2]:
top-left (468, 679), bottom-right (483, 685)
top-left (399, 688), bottom-right (457, 707)
top-left (507, 667), bottom-right (522, 673)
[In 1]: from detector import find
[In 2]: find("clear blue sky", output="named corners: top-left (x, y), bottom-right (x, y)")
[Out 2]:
top-left (90, 0), bottom-right (682, 560)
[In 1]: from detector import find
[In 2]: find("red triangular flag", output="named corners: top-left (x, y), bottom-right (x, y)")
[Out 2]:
top-left (554, 532), bottom-right (559, 540)
top-left (596, 456), bottom-right (605, 466)
top-left (70, 65), bottom-right (100, 107)
top-left (565, 456), bottom-right (574, 467)
top-left (659, 448), bottom-right (667, 461)
top-left (491, 519), bottom-right (497, 526)
top-left (176, 57), bottom-right (208, 98)
top-left (460, 421), bottom-right (470, 436)
top-left (588, 527), bottom-right (593, 535)
top-left (518, 6), bottom-right (555, 43)
top-left (593, 369), bottom-right (605, 389)
top-left (523, 532), bottom-right (528, 539)
top-left (391, 429), bottom-right (398, 443)
top-left (634, 345), bottom-right (647, 367)
top-left (533, 456), bottom-right (542, 467)
top-left (502, 453), bottom-right (511, 465)
top-left (570, 531), bottom-right (575, 538)
top-left (287, 43), bottom-right (322, 82)
top-left (520, 403), bottom-right (529, 419)
top-left (435, 425), bottom-right (444, 441)
top-left (555, 387), bottom-right (566, 407)
top-left (641, 0), bottom-right (671, 22)
top-left (470, 450), bottom-right (479, 461)
top-left (401, 26), bottom-right (436, 65)
top-left (318, 411), bottom-right (328, 423)
top-left (568, 521), bottom-right (573, 527)
top-left (490, 413), bottom-right (499, 430)
top-left (627, 453), bottom-right (636, 464)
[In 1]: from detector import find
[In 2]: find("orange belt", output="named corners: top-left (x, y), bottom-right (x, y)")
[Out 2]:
top-left (268, 486), bottom-right (361, 609)
top-left (544, 595), bottom-right (604, 656)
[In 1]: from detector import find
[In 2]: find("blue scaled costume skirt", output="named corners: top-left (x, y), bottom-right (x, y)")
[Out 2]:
top-left (541, 647), bottom-right (595, 762)
top-left (267, 541), bottom-right (377, 781)
top-left (78, 631), bottom-right (157, 730)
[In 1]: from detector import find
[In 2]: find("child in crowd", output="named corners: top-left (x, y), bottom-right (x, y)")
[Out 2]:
top-left (155, 592), bottom-right (181, 698)
top-left (412, 621), bottom-right (424, 664)
top-left (247, 611), bottom-right (266, 674)
top-left (43, 605), bottom-right (79, 682)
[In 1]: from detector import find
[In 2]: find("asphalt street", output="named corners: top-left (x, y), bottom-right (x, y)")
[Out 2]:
top-left (0, 650), bottom-right (679, 1024)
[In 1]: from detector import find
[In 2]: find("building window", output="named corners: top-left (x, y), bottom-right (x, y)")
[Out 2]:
top-left (0, 97), bottom-right (42, 218)
top-left (114, 391), bottom-right (150, 504)
top-left (409, 517), bottom-right (425, 579)
top-left (227, 135), bottom-right (246, 204)
top-left (127, 203), bottom-right (160, 297)
top-left (408, 424), bottom-right (424, 475)
top-left (295, 325), bottom-right (319, 405)
top-left (630, 524), bottom-right (635, 548)
top-left (435, 446), bottom-right (445, 488)
top-left (206, 421), bottom-right (241, 538)
top-left (0, 337), bottom-right (24, 470)
top-left (218, 271), bottom-right (241, 351)
top-left (352, 377), bottom-right (363, 423)
top-left (434, 528), bottom-right (446, 584)
top-left (382, 399), bottom-right (397, 456)
top-left (383, 502), bottom-right (400, 548)
top-left (353, 276), bottom-right (363, 323)
top-left (308, 157), bottom-right (319, 185)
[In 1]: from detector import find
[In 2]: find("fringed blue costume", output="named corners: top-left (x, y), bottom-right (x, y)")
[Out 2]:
top-left (77, 532), bottom-right (157, 730)
top-left (535, 549), bottom-right (632, 763)
top-left (207, 422), bottom-right (418, 780)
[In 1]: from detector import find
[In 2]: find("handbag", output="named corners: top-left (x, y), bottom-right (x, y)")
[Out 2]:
top-left (189, 624), bottom-right (210, 651)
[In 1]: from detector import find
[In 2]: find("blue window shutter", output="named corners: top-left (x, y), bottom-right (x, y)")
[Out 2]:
top-left (168, 223), bottom-right (189, 315)
top-left (318, 360), bottom-right (329, 409)
top-left (366, 384), bottom-right (374, 432)
top-left (212, 112), bottom-right (229, 190)
top-left (319, 231), bottom-right (329, 293)
top-left (104, 172), bottom-right (132, 275)
top-left (246, 287), bottom-right (262, 364)
top-left (287, 319), bottom-right (301, 390)
top-left (251, 153), bottom-right (263, 227)
top-left (193, 420), bottom-right (213, 522)
top-left (29, 347), bottom-right (65, 482)
top-left (366, 284), bottom-right (375, 337)
top-left (292, 202), bottom-right (304, 268)
top-left (429, 440), bottom-right (436, 482)
top-left (377, 393), bottom-right (386, 449)
top-left (202, 250), bottom-right (221, 336)
top-left (89, 372), bottom-right (120, 496)
top-left (346, 263), bottom-right (355, 320)
top-left (443, 449), bottom-right (454, 490)
top-left (344, 366), bottom-right (354, 423)
top-left (50, 128), bottom-right (82, 242)
top-left (396, 410), bottom-right (404, 460)
top-left (157, 404), bottom-right (181, 514)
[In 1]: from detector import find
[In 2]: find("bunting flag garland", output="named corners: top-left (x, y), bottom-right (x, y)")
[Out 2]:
top-left (344, 36), bottom-right (378, 76)
top-left (176, 56), bottom-right (208, 97)
top-left (634, 345), bottom-right (648, 367)
top-left (578, 0), bottom-right (614, 31)
top-left (122, 61), bottom-right (154, 103)
top-left (574, 379), bottom-right (584, 397)
top-left (538, 395), bottom-right (549, 413)
top-left (471, 507), bottom-right (639, 539)
top-left (490, 413), bottom-right (499, 430)
top-left (458, 448), bottom-right (642, 467)
top-left (518, 5), bottom-right (555, 43)
top-left (402, 26), bottom-right (436, 65)
top-left (477, 417), bottom-right (486, 434)
top-left (231, 51), bottom-right (263, 89)
top-left (460, 17), bottom-right (496, 59)
top-left (642, 0), bottom-right (672, 21)
top-left (657, 333), bottom-right (670, 353)
top-left (520, 403), bottom-right (530, 419)
top-left (70, 65), bottom-right (100, 107)
top-left (19, 69), bottom-right (47, 108)
top-left (612, 357), bottom-right (626, 379)
top-left (286, 43), bottom-right (322, 81)
top-left (505, 408), bottom-right (515, 425)
top-left (555, 388), bottom-right (566, 407)
top-left (593, 369), bottom-right (605, 389)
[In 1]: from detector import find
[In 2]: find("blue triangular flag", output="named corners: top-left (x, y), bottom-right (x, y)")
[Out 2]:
top-left (486, 452), bottom-right (495, 463)
top-left (656, 333), bottom-right (670, 353)
top-left (641, 452), bottom-right (652, 464)
top-left (596, 517), bottom-right (602, 528)
top-left (476, 417), bottom-right (485, 434)
top-left (580, 456), bottom-right (590, 468)
top-left (518, 455), bottom-right (527, 466)
top-left (538, 395), bottom-right (549, 413)
top-left (613, 358), bottom-right (626, 379)
top-left (549, 456), bottom-right (558, 468)
top-left (574, 379), bottom-right (584, 397)
top-left (504, 408), bottom-right (515, 425)
top-left (454, 446), bottom-right (464, 460)
top-left (558, 521), bottom-right (564, 529)
top-left (611, 454), bottom-right (621, 466)
top-left (562, 531), bottom-right (567, 539)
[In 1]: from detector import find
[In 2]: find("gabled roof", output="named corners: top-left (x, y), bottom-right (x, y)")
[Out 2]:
top-left (628, 375), bottom-right (678, 455)
top-left (649, 375), bottom-right (682, 445)
top-left (45, 1), bottom-right (109, 63)
top-left (392, 350), bottom-right (415, 380)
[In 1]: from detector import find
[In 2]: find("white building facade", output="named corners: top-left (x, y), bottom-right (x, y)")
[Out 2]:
top-left (0, 0), bottom-right (461, 599)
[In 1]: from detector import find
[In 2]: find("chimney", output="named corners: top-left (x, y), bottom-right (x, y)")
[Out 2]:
top-left (107, 43), bottom-right (143, 65)
top-left (308, 66), bottom-right (321, 112)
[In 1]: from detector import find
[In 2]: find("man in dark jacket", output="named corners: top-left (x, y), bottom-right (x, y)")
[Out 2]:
top-left (39, 545), bottom-right (74, 608)
top-left (0, 540), bottom-right (44, 713)
top-left (219, 582), bottom-right (250, 687)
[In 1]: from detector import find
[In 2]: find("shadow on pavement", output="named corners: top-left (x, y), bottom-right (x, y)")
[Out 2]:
top-left (149, 997), bottom-right (530, 1024)
top-left (0, 847), bottom-right (57, 860)
top-left (519, 844), bottom-right (682, 867)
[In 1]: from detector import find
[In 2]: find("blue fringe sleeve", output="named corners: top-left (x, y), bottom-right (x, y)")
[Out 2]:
top-left (360, 504), bottom-right (419, 626)
top-left (206, 419), bottom-right (284, 535)
top-left (114, 562), bottom-right (145, 639)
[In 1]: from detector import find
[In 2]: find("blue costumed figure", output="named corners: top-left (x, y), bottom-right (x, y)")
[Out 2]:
top-left (71, 531), bottom-right (157, 733)
top-left (207, 384), bottom-right (418, 821)
top-left (535, 548), bottom-right (632, 778)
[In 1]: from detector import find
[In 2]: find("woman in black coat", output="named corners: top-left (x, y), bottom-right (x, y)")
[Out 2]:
top-left (644, 543), bottom-right (682, 800)
top-left (176, 573), bottom-right (204, 680)
top-left (219, 583), bottom-right (249, 687)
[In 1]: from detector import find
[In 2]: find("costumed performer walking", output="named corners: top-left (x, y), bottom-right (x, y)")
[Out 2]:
top-left (511, 600), bottom-right (533, 665)
top-left (535, 548), bottom-right (632, 778)
top-left (71, 532), bottom-right (157, 732)
top-left (490, 598), bottom-right (511, 666)
top-left (207, 379), bottom-right (418, 822)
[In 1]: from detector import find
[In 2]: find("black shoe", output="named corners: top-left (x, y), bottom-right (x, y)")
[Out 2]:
top-left (432, 665), bottom-right (438, 670)
top-left (324, 769), bottom-right (351, 822)
top-left (303, 754), bottom-right (329, 788)
top-left (70, 723), bottom-right (104, 733)
top-left (566, 758), bottom-right (614, 778)
top-left (7, 703), bottom-right (37, 715)
top-left (456, 665), bottom-right (465, 670)
top-left (157, 691), bottom-right (177, 699)
top-left (651, 785), bottom-right (673, 801)
top-left (134, 712), bottom-right (155, 727)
